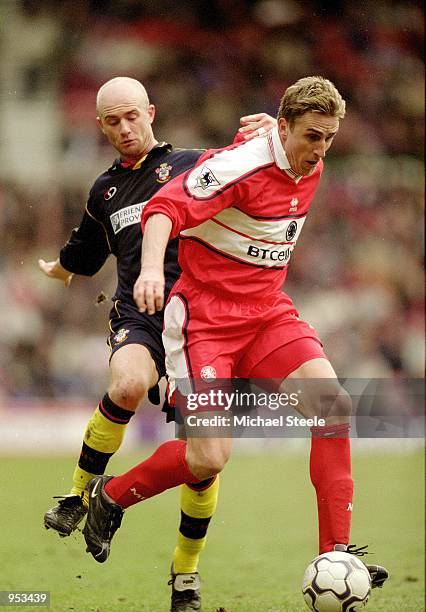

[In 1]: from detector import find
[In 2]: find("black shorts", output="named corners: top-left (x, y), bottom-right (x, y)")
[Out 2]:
top-left (108, 300), bottom-right (166, 378)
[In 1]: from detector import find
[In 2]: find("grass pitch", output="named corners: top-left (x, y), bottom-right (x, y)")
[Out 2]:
top-left (0, 446), bottom-right (423, 611)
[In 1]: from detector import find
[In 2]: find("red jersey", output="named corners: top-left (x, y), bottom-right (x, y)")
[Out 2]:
top-left (142, 127), bottom-right (323, 298)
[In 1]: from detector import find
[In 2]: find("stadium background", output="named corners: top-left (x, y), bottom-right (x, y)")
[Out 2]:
top-left (0, 1), bottom-right (424, 611)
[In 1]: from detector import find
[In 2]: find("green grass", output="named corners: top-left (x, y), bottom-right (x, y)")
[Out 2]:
top-left (0, 448), bottom-right (424, 611)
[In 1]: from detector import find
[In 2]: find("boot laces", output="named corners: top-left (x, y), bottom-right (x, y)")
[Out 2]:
top-left (347, 544), bottom-right (370, 557)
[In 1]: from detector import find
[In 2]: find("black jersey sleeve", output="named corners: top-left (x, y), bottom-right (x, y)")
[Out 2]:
top-left (59, 204), bottom-right (111, 276)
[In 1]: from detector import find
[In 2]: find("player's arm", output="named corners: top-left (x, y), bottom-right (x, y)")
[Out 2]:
top-left (39, 196), bottom-right (111, 285)
top-left (135, 147), bottom-right (250, 314)
top-left (38, 257), bottom-right (74, 287)
top-left (134, 214), bottom-right (172, 314)
top-left (59, 209), bottom-right (111, 276)
top-left (142, 148), bottom-right (246, 236)
top-left (135, 121), bottom-right (271, 314)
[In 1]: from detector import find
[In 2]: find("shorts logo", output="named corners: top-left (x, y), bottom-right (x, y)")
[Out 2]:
top-left (104, 186), bottom-right (117, 200)
top-left (113, 328), bottom-right (130, 344)
top-left (155, 163), bottom-right (173, 183)
top-left (200, 365), bottom-right (217, 381)
top-left (195, 166), bottom-right (220, 190)
top-left (286, 221), bottom-right (298, 241)
top-left (110, 201), bottom-right (147, 234)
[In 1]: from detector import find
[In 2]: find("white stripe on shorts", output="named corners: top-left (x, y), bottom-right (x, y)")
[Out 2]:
top-left (163, 294), bottom-right (194, 399)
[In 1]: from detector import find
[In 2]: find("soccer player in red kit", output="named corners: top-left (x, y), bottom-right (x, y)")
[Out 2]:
top-left (82, 77), bottom-right (388, 594)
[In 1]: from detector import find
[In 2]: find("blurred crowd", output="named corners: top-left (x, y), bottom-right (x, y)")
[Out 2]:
top-left (0, 0), bottom-right (423, 400)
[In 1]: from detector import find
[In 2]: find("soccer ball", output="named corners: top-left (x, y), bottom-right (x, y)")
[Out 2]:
top-left (302, 551), bottom-right (371, 611)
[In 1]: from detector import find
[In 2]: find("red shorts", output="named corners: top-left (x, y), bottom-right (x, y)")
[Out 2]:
top-left (163, 276), bottom-right (327, 401)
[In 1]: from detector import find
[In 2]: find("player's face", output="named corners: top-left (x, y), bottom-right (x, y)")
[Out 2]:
top-left (278, 112), bottom-right (339, 176)
top-left (98, 98), bottom-right (156, 163)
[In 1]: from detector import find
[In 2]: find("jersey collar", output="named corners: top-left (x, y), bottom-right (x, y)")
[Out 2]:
top-left (268, 126), bottom-right (303, 183)
top-left (114, 142), bottom-right (172, 171)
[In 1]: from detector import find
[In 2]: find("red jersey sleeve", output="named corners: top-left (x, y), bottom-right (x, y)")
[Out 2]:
top-left (141, 144), bottom-right (251, 238)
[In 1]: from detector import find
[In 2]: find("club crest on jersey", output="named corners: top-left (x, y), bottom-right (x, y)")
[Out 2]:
top-left (113, 328), bottom-right (130, 344)
top-left (155, 163), bottom-right (172, 183)
top-left (286, 221), bottom-right (298, 241)
top-left (195, 166), bottom-right (220, 190)
top-left (200, 365), bottom-right (217, 381)
top-left (289, 197), bottom-right (298, 212)
top-left (104, 186), bottom-right (117, 200)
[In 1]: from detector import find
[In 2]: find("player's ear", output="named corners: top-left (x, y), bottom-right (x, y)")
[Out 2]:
top-left (148, 104), bottom-right (156, 124)
top-left (97, 116), bottom-right (106, 134)
top-left (278, 117), bottom-right (288, 140)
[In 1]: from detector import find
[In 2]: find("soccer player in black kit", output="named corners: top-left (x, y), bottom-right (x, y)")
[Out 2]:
top-left (40, 76), bottom-right (274, 611)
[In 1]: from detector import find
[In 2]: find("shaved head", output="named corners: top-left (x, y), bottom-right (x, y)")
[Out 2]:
top-left (96, 77), bottom-right (150, 117)
top-left (96, 76), bottom-right (157, 162)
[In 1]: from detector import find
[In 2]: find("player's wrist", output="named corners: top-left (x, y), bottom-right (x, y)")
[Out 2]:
top-left (140, 264), bottom-right (164, 277)
top-left (55, 262), bottom-right (73, 283)
top-left (63, 272), bottom-right (73, 287)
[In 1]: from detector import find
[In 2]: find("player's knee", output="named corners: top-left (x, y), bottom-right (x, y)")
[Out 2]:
top-left (109, 375), bottom-right (149, 410)
top-left (204, 451), bottom-right (229, 475)
top-left (311, 386), bottom-right (352, 422)
top-left (190, 458), bottom-right (226, 480)
top-left (187, 447), bottom-right (230, 480)
top-left (328, 389), bottom-right (352, 422)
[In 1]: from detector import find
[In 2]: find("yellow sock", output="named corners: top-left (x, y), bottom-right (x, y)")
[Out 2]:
top-left (70, 397), bottom-right (133, 505)
top-left (173, 475), bottom-right (219, 574)
top-left (71, 466), bottom-right (97, 506)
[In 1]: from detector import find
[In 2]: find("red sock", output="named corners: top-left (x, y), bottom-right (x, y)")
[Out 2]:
top-left (310, 423), bottom-right (354, 554)
top-left (104, 440), bottom-right (199, 508)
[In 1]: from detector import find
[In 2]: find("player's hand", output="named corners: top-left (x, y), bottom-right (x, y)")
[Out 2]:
top-left (238, 113), bottom-right (277, 141)
top-left (134, 267), bottom-right (165, 314)
top-left (38, 258), bottom-right (73, 287)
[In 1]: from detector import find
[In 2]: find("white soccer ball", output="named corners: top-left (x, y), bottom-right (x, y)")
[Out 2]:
top-left (302, 551), bottom-right (371, 611)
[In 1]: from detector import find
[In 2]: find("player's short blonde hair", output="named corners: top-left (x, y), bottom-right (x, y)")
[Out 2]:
top-left (278, 76), bottom-right (346, 125)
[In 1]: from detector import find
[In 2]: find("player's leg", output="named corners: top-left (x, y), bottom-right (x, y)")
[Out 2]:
top-left (82, 284), bottom-right (234, 582)
top-left (82, 437), bottom-right (230, 563)
top-left (101, 436), bottom-right (230, 505)
top-left (248, 343), bottom-right (388, 588)
top-left (173, 475), bottom-right (220, 573)
top-left (169, 471), bottom-right (220, 612)
top-left (91, 434), bottom-right (227, 603)
top-left (247, 344), bottom-right (352, 554)
top-left (161, 286), bottom-right (236, 606)
top-left (284, 356), bottom-right (388, 587)
top-left (44, 343), bottom-right (157, 536)
top-left (71, 343), bottom-right (158, 499)
top-left (239, 293), bottom-right (353, 553)
top-left (286, 357), bottom-right (353, 554)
